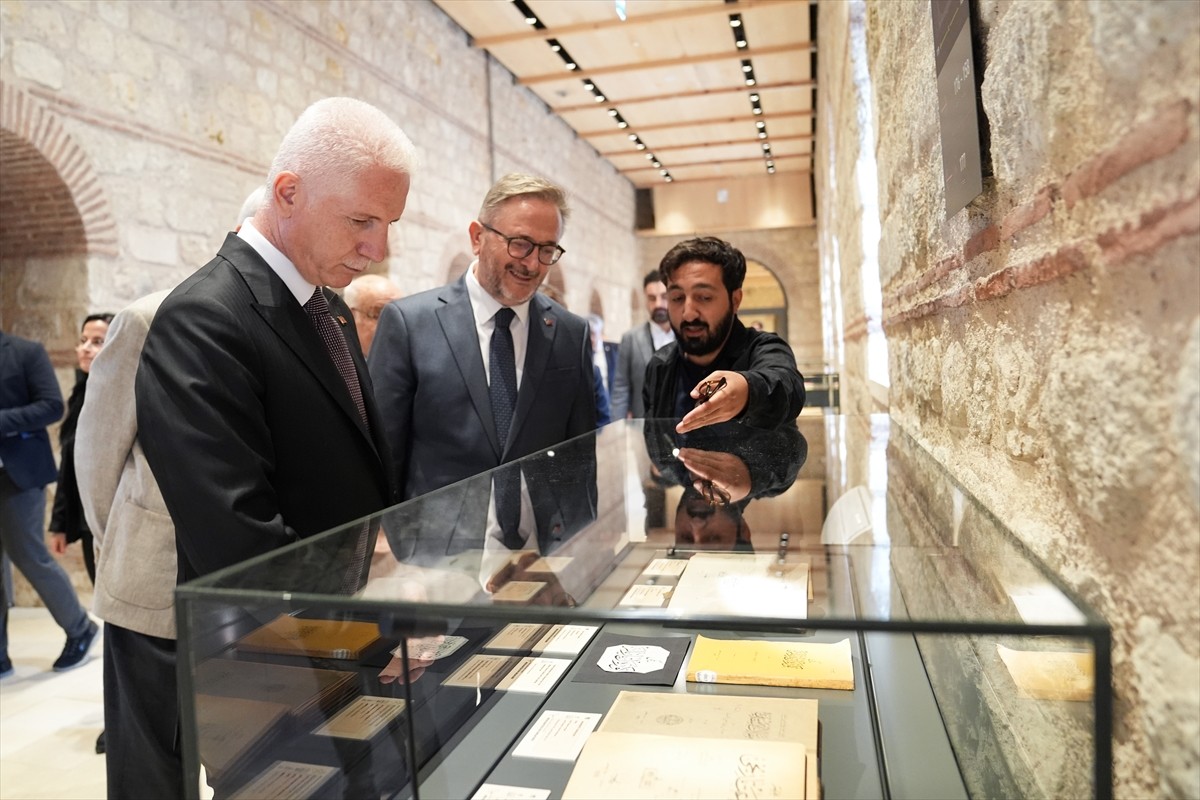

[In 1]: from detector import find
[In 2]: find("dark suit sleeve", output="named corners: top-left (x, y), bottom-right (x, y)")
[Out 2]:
top-left (738, 335), bottom-right (806, 429)
top-left (567, 320), bottom-right (598, 438)
top-left (0, 341), bottom-right (64, 435)
top-left (136, 293), bottom-right (298, 579)
top-left (366, 301), bottom-right (415, 498)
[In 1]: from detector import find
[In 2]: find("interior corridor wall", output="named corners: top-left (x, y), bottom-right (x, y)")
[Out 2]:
top-left (0, 0), bottom-right (635, 602)
top-left (818, 1), bottom-right (1200, 796)
top-left (0, 0), bottom-right (637, 347)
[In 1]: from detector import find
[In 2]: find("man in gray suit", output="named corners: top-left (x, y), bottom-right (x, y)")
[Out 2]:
top-left (611, 269), bottom-right (675, 419)
top-left (369, 173), bottom-right (595, 502)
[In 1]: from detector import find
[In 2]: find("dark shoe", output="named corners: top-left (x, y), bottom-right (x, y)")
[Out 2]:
top-left (52, 620), bottom-right (99, 672)
top-left (95, 730), bottom-right (106, 754)
top-left (0, 656), bottom-right (12, 679)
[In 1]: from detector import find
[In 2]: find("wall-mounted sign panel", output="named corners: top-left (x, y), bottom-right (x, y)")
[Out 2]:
top-left (932, 0), bottom-right (984, 218)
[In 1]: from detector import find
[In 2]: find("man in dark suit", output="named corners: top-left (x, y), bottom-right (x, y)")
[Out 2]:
top-left (611, 269), bottom-right (675, 419)
top-left (0, 331), bottom-right (98, 678)
top-left (132, 97), bottom-right (416, 796)
top-left (369, 173), bottom-right (596, 503)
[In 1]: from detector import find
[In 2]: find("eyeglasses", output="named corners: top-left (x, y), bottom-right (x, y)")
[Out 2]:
top-left (479, 222), bottom-right (565, 266)
top-left (694, 376), bottom-right (727, 407)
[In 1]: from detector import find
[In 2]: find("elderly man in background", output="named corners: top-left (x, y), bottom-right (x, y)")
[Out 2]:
top-left (344, 273), bottom-right (404, 355)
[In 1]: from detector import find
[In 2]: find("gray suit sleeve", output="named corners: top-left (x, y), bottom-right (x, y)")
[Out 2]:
top-left (610, 330), bottom-right (634, 419)
top-left (367, 301), bottom-right (415, 497)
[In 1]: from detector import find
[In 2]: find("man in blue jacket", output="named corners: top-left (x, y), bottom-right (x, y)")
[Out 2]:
top-left (0, 330), bottom-right (98, 677)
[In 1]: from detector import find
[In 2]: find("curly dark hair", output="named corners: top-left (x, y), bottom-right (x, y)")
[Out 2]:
top-left (658, 237), bottom-right (746, 294)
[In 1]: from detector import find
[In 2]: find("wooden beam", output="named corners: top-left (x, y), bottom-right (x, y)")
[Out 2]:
top-left (576, 110), bottom-right (814, 139)
top-left (553, 80), bottom-right (814, 113)
top-left (521, 42), bottom-right (813, 86)
top-left (472, 0), bottom-right (798, 48)
top-left (602, 132), bottom-right (813, 157)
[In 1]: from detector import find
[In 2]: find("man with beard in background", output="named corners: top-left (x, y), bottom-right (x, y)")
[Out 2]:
top-left (643, 236), bottom-right (805, 434)
top-left (611, 269), bottom-right (674, 419)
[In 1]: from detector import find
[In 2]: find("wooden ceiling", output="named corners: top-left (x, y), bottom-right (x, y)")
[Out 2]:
top-left (432, 0), bottom-right (816, 189)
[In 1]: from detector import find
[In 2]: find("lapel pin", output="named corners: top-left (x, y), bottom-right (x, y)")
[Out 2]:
top-left (336, 315), bottom-right (348, 325)
top-left (544, 317), bottom-right (554, 327)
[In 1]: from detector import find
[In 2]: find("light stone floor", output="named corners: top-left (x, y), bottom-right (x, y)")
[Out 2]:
top-left (0, 607), bottom-right (106, 800)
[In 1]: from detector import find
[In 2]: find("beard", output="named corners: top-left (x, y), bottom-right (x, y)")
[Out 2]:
top-left (650, 308), bottom-right (669, 324)
top-left (673, 307), bottom-right (734, 358)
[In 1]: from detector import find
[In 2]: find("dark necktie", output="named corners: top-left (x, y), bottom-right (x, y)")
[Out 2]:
top-left (305, 289), bottom-right (372, 592)
top-left (305, 288), bottom-right (369, 430)
top-left (489, 308), bottom-right (522, 546)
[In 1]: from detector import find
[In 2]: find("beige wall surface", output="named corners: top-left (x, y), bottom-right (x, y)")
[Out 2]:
top-left (821, 0), bottom-right (1200, 796)
top-left (0, 0), bottom-right (638, 354)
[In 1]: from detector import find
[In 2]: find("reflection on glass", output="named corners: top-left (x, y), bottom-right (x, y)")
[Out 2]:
top-left (643, 420), bottom-right (808, 552)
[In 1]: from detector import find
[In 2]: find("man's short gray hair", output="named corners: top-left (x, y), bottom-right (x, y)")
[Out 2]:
top-left (478, 173), bottom-right (570, 225)
top-left (267, 97), bottom-right (419, 188)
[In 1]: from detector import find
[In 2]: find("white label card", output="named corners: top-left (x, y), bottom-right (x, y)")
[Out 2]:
top-left (471, 784), bottom-right (551, 800)
top-left (312, 696), bottom-right (407, 740)
top-left (495, 657), bottom-right (572, 694)
top-left (618, 584), bottom-right (672, 607)
top-left (642, 558), bottom-right (688, 577)
top-left (512, 710), bottom-right (602, 761)
top-left (228, 761), bottom-right (338, 800)
top-left (532, 624), bottom-right (598, 655)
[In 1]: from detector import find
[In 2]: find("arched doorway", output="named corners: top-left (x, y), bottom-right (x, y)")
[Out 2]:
top-left (0, 83), bottom-right (116, 365)
top-left (738, 258), bottom-right (787, 334)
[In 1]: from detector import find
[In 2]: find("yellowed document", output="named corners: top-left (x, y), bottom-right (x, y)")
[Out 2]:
top-left (687, 635), bottom-right (854, 690)
top-left (598, 690), bottom-right (820, 800)
top-left (236, 615), bottom-right (381, 659)
top-left (669, 553), bottom-right (808, 619)
top-left (563, 732), bottom-right (807, 799)
top-left (997, 644), bottom-right (1094, 701)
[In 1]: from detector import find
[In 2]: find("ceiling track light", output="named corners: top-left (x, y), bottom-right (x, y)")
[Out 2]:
top-left (746, 78), bottom-right (757, 86)
top-left (729, 15), bottom-right (742, 28)
top-left (618, 121), bottom-right (629, 128)
top-left (750, 93), bottom-right (760, 102)
top-left (756, 121), bottom-right (765, 129)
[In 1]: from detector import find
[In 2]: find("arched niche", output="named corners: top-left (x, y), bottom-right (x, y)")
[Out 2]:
top-left (0, 83), bottom-right (117, 364)
top-left (739, 258), bottom-right (787, 334)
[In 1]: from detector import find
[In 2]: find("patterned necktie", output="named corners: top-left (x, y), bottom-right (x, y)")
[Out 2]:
top-left (305, 288), bottom-right (369, 430)
top-left (489, 308), bottom-right (522, 545)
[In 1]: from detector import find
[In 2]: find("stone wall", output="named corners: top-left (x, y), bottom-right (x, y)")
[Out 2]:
top-left (820, 0), bottom-right (1200, 795)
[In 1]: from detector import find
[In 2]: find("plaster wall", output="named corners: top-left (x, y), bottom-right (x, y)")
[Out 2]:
top-left (820, 0), bottom-right (1200, 795)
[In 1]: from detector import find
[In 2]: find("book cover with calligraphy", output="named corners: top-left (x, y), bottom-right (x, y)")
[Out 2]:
top-left (686, 635), bottom-right (854, 691)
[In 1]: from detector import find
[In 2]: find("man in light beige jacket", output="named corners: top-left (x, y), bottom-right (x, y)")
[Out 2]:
top-left (75, 187), bottom-right (264, 797)
top-left (76, 288), bottom-right (180, 795)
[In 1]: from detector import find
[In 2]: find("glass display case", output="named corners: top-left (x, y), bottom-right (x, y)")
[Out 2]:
top-left (175, 415), bottom-right (1111, 800)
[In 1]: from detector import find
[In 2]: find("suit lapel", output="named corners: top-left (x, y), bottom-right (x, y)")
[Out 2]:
top-left (435, 279), bottom-right (503, 459)
top-left (220, 236), bottom-right (377, 452)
